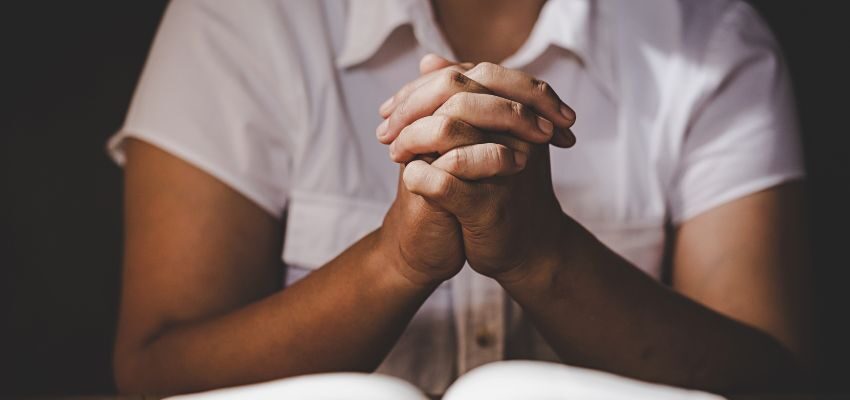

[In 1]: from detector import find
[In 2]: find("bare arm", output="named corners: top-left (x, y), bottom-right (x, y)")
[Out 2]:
top-left (113, 139), bottom-right (451, 394)
top-left (499, 183), bottom-right (810, 392)
top-left (382, 55), bottom-right (810, 393)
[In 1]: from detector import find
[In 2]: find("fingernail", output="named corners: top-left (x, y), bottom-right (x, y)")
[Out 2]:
top-left (376, 119), bottom-right (389, 139)
top-left (513, 151), bottom-right (528, 169)
top-left (379, 96), bottom-right (394, 115)
top-left (560, 104), bottom-right (576, 122)
top-left (562, 128), bottom-right (576, 147)
top-left (537, 116), bottom-right (554, 136)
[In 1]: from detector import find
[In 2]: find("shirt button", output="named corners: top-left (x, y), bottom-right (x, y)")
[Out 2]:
top-left (475, 331), bottom-right (495, 348)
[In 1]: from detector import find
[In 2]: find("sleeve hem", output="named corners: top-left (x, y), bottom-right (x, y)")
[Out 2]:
top-left (106, 128), bottom-right (285, 219)
top-left (671, 171), bottom-right (805, 225)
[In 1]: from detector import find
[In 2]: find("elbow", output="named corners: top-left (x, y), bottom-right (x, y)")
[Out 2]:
top-left (756, 332), bottom-right (814, 393)
top-left (773, 349), bottom-right (814, 392)
top-left (728, 337), bottom-right (812, 394)
top-left (113, 335), bottom-right (162, 395)
top-left (113, 347), bottom-right (146, 394)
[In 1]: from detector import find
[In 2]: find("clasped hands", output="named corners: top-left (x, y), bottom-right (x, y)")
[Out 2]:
top-left (377, 54), bottom-right (578, 288)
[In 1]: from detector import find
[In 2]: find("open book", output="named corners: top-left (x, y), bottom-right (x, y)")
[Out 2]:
top-left (165, 360), bottom-right (726, 400)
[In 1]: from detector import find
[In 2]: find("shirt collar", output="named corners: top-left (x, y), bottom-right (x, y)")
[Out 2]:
top-left (336, 0), bottom-right (435, 68)
top-left (506, 0), bottom-right (618, 100)
top-left (337, 0), bottom-right (595, 69)
top-left (501, 0), bottom-right (591, 69)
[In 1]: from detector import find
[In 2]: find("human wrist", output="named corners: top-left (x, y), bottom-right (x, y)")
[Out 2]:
top-left (494, 213), bottom-right (582, 292)
top-left (370, 227), bottom-right (446, 291)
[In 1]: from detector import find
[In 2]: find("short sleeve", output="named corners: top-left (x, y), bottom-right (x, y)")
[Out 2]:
top-left (668, 3), bottom-right (805, 224)
top-left (107, 0), bottom-right (305, 218)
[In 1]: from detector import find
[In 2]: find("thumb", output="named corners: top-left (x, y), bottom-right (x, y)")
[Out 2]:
top-left (403, 159), bottom-right (475, 218)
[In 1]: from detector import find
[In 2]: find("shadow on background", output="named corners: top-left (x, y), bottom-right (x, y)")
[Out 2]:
top-left (1, 1), bottom-right (847, 395)
top-left (1, 1), bottom-right (168, 393)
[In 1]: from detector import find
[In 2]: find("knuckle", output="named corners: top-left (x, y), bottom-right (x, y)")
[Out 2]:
top-left (442, 69), bottom-right (470, 90)
top-left (434, 172), bottom-right (455, 199)
top-left (489, 144), bottom-right (510, 169)
top-left (442, 91), bottom-right (471, 113)
top-left (393, 98), bottom-right (410, 120)
top-left (533, 78), bottom-right (562, 110)
top-left (433, 115), bottom-right (455, 140)
top-left (473, 61), bottom-right (499, 78)
top-left (507, 100), bottom-right (527, 120)
top-left (532, 78), bottom-right (553, 97)
top-left (448, 147), bottom-right (469, 173)
top-left (495, 144), bottom-right (513, 166)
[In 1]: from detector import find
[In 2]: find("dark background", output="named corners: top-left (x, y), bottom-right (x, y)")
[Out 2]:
top-left (1, 1), bottom-right (847, 395)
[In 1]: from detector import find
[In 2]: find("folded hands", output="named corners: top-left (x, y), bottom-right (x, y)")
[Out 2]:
top-left (376, 54), bottom-right (579, 287)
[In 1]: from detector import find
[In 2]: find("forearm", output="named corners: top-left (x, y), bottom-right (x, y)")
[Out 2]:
top-left (115, 230), bottom-right (435, 394)
top-left (499, 215), bottom-right (803, 393)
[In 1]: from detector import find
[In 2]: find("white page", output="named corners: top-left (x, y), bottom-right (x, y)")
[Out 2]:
top-left (164, 372), bottom-right (427, 400)
top-left (443, 360), bottom-right (727, 400)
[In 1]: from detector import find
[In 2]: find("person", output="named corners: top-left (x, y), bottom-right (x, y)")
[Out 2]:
top-left (109, 0), bottom-right (811, 395)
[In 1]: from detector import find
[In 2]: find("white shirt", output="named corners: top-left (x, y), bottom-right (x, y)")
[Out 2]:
top-left (108, 0), bottom-right (804, 394)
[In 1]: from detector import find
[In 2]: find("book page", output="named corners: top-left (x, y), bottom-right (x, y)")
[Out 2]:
top-left (163, 372), bottom-right (428, 400)
top-left (443, 361), bottom-right (727, 400)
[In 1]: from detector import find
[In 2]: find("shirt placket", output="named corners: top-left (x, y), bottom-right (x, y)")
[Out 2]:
top-left (452, 264), bottom-right (505, 374)
top-left (408, 0), bottom-right (507, 375)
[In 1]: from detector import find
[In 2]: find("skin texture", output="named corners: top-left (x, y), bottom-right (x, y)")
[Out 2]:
top-left (432, 0), bottom-right (547, 64)
top-left (114, 0), bottom-right (811, 394)
top-left (113, 55), bottom-right (573, 395)
top-left (385, 55), bottom-right (811, 392)
top-left (116, 139), bottom-right (473, 393)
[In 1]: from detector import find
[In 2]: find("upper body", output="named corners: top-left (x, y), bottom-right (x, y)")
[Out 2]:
top-left (110, 0), bottom-right (809, 395)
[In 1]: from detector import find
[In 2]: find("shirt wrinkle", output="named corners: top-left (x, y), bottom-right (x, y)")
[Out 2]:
top-left (108, 0), bottom-right (805, 394)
